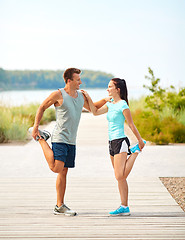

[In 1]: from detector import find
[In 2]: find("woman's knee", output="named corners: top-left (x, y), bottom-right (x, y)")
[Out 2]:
top-left (115, 172), bottom-right (126, 181)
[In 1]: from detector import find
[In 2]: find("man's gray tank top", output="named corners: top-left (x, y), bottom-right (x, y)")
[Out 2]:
top-left (51, 88), bottom-right (84, 145)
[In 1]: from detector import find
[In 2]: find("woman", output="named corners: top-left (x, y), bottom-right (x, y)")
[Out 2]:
top-left (82, 78), bottom-right (146, 216)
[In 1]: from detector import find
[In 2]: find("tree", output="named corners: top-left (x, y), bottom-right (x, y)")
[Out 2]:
top-left (0, 68), bottom-right (10, 90)
top-left (143, 67), bottom-right (185, 112)
top-left (143, 67), bottom-right (165, 111)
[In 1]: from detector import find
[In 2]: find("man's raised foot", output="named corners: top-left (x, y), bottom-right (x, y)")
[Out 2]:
top-left (28, 127), bottom-right (51, 141)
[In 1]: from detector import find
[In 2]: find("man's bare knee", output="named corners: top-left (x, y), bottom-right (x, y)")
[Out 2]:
top-left (50, 160), bottom-right (65, 173)
top-left (59, 167), bottom-right (68, 176)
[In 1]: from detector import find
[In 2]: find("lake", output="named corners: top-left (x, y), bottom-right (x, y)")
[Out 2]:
top-left (0, 87), bottom-right (148, 106)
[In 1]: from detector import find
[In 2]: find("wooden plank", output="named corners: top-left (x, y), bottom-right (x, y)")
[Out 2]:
top-left (0, 177), bottom-right (184, 239)
top-left (0, 238), bottom-right (184, 240)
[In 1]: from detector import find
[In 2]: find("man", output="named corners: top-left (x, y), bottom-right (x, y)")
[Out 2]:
top-left (29, 68), bottom-right (109, 216)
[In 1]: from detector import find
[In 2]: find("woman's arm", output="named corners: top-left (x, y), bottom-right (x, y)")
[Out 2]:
top-left (94, 97), bottom-right (111, 109)
top-left (82, 90), bottom-right (108, 115)
top-left (123, 108), bottom-right (145, 150)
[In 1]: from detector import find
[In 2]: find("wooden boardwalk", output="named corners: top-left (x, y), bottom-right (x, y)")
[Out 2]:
top-left (0, 177), bottom-right (185, 239)
top-left (0, 114), bottom-right (185, 239)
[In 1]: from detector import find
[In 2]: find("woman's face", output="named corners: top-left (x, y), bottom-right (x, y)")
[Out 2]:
top-left (107, 80), bottom-right (118, 97)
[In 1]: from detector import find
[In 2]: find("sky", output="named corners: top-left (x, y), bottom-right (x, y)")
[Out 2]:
top-left (0, 0), bottom-right (185, 88)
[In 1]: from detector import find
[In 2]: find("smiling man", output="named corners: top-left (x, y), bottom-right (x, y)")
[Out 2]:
top-left (29, 68), bottom-right (108, 216)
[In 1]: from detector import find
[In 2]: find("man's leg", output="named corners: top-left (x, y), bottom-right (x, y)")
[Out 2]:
top-left (56, 167), bottom-right (68, 207)
top-left (38, 140), bottom-right (77, 216)
top-left (38, 139), bottom-right (64, 173)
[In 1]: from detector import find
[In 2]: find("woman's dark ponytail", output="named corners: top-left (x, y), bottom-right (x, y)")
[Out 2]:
top-left (112, 78), bottom-right (129, 105)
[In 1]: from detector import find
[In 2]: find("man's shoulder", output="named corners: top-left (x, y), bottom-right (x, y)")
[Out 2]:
top-left (50, 89), bottom-right (63, 99)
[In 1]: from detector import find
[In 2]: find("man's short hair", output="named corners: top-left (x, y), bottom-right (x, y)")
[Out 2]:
top-left (63, 68), bottom-right (81, 83)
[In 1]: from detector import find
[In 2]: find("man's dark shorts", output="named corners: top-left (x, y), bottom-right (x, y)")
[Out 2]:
top-left (52, 142), bottom-right (76, 168)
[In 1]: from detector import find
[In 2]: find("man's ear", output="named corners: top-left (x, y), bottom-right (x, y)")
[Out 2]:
top-left (68, 78), bottom-right (74, 82)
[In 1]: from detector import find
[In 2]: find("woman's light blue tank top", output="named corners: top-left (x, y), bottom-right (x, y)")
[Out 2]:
top-left (106, 100), bottom-right (129, 141)
top-left (51, 88), bottom-right (84, 145)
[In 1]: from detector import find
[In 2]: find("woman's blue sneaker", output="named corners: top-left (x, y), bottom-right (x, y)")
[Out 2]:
top-left (109, 206), bottom-right (131, 216)
top-left (130, 140), bottom-right (146, 153)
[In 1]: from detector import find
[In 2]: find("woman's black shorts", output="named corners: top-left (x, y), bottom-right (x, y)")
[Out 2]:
top-left (109, 137), bottom-right (131, 156)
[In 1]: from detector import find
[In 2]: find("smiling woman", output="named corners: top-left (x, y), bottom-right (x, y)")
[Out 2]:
top-left (82, 77), bottom-right (146, 216)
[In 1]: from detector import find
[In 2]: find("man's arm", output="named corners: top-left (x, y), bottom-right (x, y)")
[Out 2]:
top-left (32, 90), bottom-right (61, 140)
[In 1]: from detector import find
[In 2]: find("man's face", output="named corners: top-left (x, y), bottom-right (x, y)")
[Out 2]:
top-left (69, 73), bottom-right (82, 90)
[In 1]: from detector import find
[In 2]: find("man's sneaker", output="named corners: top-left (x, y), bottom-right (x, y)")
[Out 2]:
top-left (53, 204), bottom-right (77, 216)
top-left (28, 127), bottom-right (51, 141)
top-left (130, 140), bottom-right (146, 153)
top-left (109, 206), bottom-right (131, 216)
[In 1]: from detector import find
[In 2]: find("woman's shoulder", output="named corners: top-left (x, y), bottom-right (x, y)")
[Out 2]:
top-left (120, 99), bottom-right (127, 104)
top-left (106, 98), bottom-right (114, 107)
top-left (120, 100), bottom-right (129, 109)
top-left (106, 101), bottom-right (111, 107)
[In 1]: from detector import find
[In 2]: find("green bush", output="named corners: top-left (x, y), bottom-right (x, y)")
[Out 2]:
top-left (132, 109), bottom-right (185, 144)
top-left (40, 107), bottom-right (56, 124)
top-left (135, 67), bottom-right (185, 144)
top-left (0, 103), bottom-right (55, 143)
top-left (129, 97), bottom-right (146, 112)
top-left (144, 67), bottom-right (185, 113)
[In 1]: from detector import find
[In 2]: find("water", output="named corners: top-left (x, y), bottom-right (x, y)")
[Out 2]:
top-left (0, 88), bottom-right (148, 106)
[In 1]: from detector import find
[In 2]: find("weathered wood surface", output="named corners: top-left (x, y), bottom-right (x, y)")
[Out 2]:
top-left (0, 177), bottom-right (184, 239)
top-left (0, 114), bottom-right (185, 239)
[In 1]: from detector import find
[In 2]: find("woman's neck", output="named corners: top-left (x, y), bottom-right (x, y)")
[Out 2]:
top-left (112, 94), bottom-right (121, 103)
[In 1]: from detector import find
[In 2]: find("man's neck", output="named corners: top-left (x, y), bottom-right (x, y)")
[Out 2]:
top-left (64, 85), bottom-right (78, 98)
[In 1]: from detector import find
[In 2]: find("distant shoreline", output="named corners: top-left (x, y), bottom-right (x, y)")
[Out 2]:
top-left (0, 88), bottom-right (148, 107)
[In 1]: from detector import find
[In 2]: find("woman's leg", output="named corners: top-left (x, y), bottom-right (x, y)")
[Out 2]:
top-left (123, 152), bottom-right (139, 178)
top-left (118, 178), bottom-right (128, 206)
top-left (112, 153), bottom-right (128, 206)
top-left (111, 152), bottom-right (139, 206)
